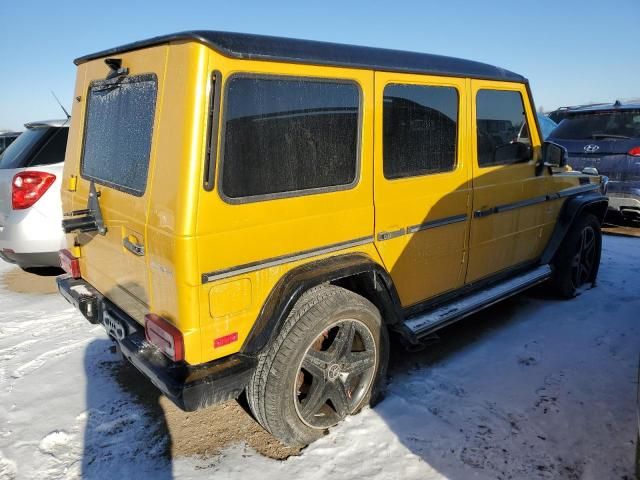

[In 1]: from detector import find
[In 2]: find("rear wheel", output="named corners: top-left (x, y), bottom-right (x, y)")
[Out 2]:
top-left (549, 213), bottom-right (602, 298)
top-left (247, 285), bottom-right (388, 447)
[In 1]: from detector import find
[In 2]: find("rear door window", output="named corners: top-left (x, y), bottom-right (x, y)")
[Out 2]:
top-left (220, 76), bottom-right (360, 201)
top-left (81, 74), bottom-right (157, 196)
top-left (383, 84), bottom-right (458, 179)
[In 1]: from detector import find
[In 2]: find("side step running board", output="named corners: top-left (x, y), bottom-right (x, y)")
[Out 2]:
top-left (404, 265), bottom-right (552, 341)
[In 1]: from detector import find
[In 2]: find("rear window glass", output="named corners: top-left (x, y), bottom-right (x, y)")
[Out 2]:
top-left (81, 74), bottom-right (157, 196)
top-left (383, 84), bottom-right (458, 179)
top-left (220, 76), bottom-right (360, 201)
top-left (0, 128), bottom-right (51, 169)
top-left (29, 128), bottom-right (68, 167)
top-left (550, 110), bottom-right (640, 140)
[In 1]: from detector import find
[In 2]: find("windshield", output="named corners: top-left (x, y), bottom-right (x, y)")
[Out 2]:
top-left (551, 110), bottom-right (640, 140)
top-left (0, 128), bottom-right (49, 169)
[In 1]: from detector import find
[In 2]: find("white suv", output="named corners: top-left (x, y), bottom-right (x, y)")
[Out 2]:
top-left (0, 119), bottom-right (69, 269)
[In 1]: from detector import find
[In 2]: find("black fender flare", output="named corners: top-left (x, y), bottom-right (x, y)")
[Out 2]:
top-left (540, 190), bottom-right (608, 265)
top-left (240, 253), bottom-right (403, 355)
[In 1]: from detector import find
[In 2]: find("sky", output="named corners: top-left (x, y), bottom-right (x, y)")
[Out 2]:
top-left (1, 0), bottom-right (638, 131)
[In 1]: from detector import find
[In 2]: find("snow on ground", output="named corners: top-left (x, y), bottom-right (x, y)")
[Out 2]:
top-left (0, 235), bottom-right (638, 480)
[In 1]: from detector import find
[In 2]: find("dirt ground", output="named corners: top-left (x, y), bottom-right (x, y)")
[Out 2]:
top-left (1, 267), bottom-right (61, 294)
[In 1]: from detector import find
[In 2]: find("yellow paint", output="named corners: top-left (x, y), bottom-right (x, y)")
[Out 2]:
top-left (209, 278), bottom-right (252, 318)
top-left (61, 37), bottom-right (592, 366)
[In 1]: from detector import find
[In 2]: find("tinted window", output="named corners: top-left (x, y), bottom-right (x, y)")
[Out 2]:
top-left (550, 110), bottom-right (640, 140)
top-left (476, 90), bottom-right (530, 167)
top-left (383, 84), bottom-right (458, 179)
top-left (221, 76), bottom-right (359, 200)
top-left (29, 128), bottom-right (68, 167)
top-left (81, 74), bottom-right (157, 196)
top-left (0, 128), bottom-right (50, 169)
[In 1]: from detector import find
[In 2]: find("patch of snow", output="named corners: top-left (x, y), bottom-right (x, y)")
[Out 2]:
top-left (0, 235), bottom-right (638, 479)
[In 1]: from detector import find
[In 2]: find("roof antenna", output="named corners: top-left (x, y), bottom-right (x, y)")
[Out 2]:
top-left (51, 91), bottom-right (71, 119)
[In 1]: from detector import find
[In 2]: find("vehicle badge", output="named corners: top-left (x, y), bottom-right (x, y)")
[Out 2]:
top-left (583, 144), bottom-right (600, 153)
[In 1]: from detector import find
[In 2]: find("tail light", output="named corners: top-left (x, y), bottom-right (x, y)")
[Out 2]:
top-left (628, 147), bottom-right (640, 157)
top-left (59, 249), bottom-right (81, 278)
top-left (145, 314), bottom-right (184, 362)
top-left (12, 171), bottom-right (56, 210)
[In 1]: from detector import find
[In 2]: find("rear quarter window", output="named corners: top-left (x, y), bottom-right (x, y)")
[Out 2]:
top-left (81, 74), bottom-right (157, 196)
top-left (220, 75), bottom-right (360, 202)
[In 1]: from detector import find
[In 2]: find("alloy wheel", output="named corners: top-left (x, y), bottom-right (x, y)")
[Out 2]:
top-left (294, 319), bottom-right (377, 429)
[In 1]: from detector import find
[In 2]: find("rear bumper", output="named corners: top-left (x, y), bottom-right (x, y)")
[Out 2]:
top-left (57, 274), bottom-right (256, 411)
top-left (0, 250), bottom-right (61, 268)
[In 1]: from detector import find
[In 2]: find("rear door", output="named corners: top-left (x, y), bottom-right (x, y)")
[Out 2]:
top-left (373, 72), bottom-right (471, 307)
top-left (71, 48), bottom-right (165, 323)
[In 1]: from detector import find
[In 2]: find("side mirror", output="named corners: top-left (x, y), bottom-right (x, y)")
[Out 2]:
top-left (582, 166), bottom-right (599, 175)
top-left (542, 141), bottom-right (568, 168)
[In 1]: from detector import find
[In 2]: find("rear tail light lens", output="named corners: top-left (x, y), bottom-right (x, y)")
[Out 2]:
top-left (628, 146), bottom-right (640, 157)
top-left (12, 171), bottom-right (56, 210)
top-left (59, 249), bottom-right (81, 278)
top-left (145, 314), bottom-right (184, 362)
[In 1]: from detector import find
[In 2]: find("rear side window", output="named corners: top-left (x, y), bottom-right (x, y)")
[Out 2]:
top-left (0, 128), bottom-right (53, 169)
top-left (383, 84), bottom-right (458, 179)
top-left (29, 128), bottom-right (68, 167)
top-left (476, 90), bottom-right (529, 167)
top-left (81, 74), bottom-right (157, 196)
top-left (550, 110), bottom-right (640, 140)
top-left (220, 76), bottom-right (360, 201)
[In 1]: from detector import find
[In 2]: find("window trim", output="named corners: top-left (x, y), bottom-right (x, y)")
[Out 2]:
top-left (204, 70), bottom-right (222, 191)
top-left (79, 73), bottom-right (158, 197)
top-left (382, 82), bottom-right (460, 180)
top-left (217, 73), bottom-right (363, 205)
top-left (475, 88), bottom-right (531, 169)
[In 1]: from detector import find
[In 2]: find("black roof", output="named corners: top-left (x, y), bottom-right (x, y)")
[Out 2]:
top-left (74, 30), bottom-right (525, 83)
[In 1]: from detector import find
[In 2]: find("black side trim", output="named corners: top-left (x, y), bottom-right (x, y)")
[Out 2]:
top-left (474, 184), bottom-right (599, 218)
top-left (201, 236), bottom-right (373, 283)
top-left (241, 253), bottom-right (403, 355)
top-left (407, 214), bottom-right (467, 234)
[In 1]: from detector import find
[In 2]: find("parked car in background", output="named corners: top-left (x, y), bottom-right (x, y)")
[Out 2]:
top-left (0, 131), bottom-right (21, 155)
top-left (547, 101), bottom-right (640, 222)
top-left (0, 119), bottom-right (69, 269)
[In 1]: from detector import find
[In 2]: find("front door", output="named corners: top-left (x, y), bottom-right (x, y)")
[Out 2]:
top-left (373, 72), bottom-right (472, 308)
top-left (466, 80), bottom-right (547, 283)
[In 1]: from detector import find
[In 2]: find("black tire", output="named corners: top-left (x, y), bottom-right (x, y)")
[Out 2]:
top-left (549, 213), bottom-right (602, 298)
top-left (247, 284), bottom-right (389, 447)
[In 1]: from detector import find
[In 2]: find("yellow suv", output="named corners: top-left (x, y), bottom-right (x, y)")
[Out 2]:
top-left (57, 31), bottom-right (608, 446)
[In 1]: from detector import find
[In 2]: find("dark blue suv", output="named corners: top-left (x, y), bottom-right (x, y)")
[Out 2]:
top-left (547, 101), bottom-right (640, 222)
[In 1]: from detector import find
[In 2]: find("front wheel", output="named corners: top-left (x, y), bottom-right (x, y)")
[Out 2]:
top-left (247, 285), bottom-right (389, 447)
top-left (549, 213), bottom-right (602, 298)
